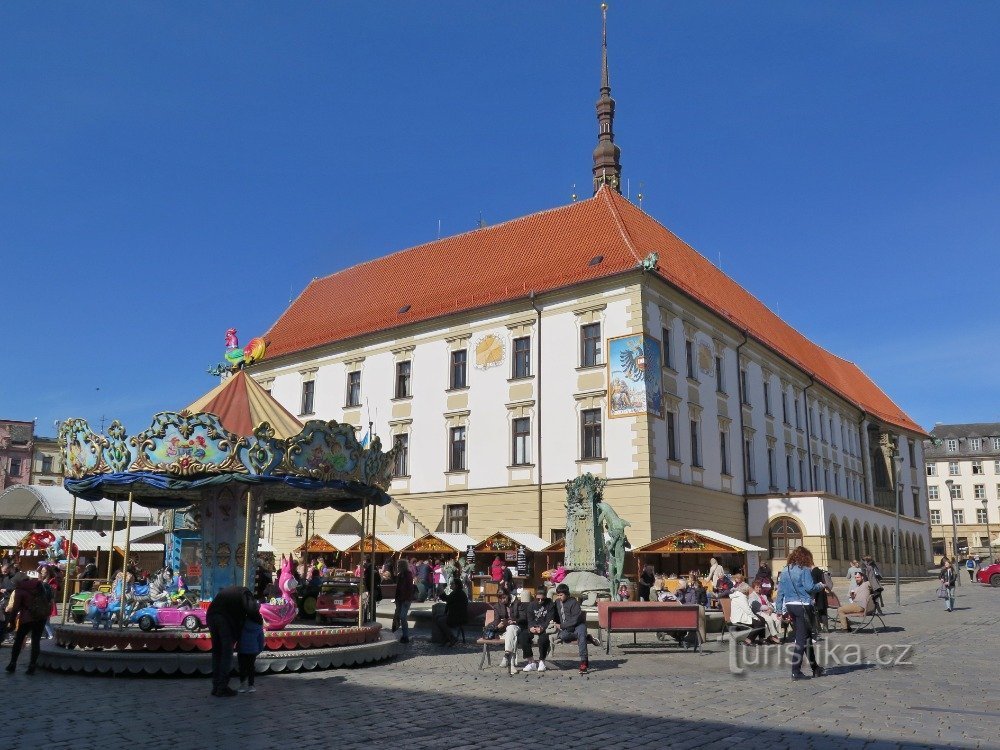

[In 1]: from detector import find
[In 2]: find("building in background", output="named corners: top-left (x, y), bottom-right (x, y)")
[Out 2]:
top-left (924, 423), bottom-right (1000, 561)
top-left (30, 435), bottom-right (62, 485)
top-left (0, 420), bottom-right (33, 491)
top-left (245, 14), bottom-right (930, 575)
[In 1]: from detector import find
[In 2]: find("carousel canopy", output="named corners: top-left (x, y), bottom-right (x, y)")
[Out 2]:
top-left (403, 532), bottom-right (477, 555)
top-left (633, 529), bottom-right (766, 555)
top-left (476, 531), bottom-right (549, 553)
top-left (184, 371), bottom-right (303, 439)
top-left (0, 484), bottom-right (156, 524)
top-left (59, 409), bottom-right (396, 512)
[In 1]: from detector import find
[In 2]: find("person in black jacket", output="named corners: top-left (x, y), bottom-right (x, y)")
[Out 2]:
top-left (554, 583), bottom-right (600, 673)
top-left (432, 574), bottom-right (468, 646)
top-left (517, 586), bottom-right (556, 672)
top-left (207, 586), bottom-right (256, 697)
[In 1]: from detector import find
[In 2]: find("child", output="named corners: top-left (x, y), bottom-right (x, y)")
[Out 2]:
top-left (238, 609), bottom-right (265, 694)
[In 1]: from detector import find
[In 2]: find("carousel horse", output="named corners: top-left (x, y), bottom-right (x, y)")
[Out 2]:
top-left (259, 555), bottom-right (298, 630)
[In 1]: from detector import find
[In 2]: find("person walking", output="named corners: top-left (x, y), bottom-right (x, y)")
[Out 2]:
top-left (939, 559), bottom-right (958, 612)
top-left (775, 546), bottom-right (827, 680)
top-left (5, 575), bottom-right (52, 675)
top-left (393, 558), bottom-right (415, 643)
top-left (965, 556), bottom-right (977, 582)
top-left (237, 608), bottom-right (265, 694)
top-left (206, 586), bottom-right (256, 697)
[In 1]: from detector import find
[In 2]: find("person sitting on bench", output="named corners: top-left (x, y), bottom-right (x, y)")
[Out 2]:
top-left (517, 586), bottom-right (556, 672)
top-left (432, 573), bottom-right (468, 646)
top-left (838, 571), bottom-right (875, 632)
top-left (553, 583), bottom-right (600, 674)
top-left (730, 583), bottom-right (767, 645)
top-left (490, 591), bottom-right (521, 672)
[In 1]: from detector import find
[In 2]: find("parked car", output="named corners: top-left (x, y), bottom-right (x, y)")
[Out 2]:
top-left (314, 579), bottom-right (360, 624)
top-left (130, 605), bottom-right (208, 632)
top-left (976, 561), bottom-right (1000, 587)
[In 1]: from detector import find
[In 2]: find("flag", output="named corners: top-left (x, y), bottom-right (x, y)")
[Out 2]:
top-left (360, 430), bottom-right (370, 448)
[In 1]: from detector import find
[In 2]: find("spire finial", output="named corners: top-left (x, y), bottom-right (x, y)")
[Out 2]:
top-left (593, 2), bottom-right (621, 194)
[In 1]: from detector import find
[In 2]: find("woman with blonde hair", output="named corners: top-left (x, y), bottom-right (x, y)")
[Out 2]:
top-left (775, 546), bottom-right (827, 679)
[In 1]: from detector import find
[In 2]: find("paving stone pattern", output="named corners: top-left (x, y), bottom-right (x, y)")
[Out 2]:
top-left (10, 579), bottom-right (1000, 749)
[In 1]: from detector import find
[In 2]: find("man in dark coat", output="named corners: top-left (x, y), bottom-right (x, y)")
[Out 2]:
top-left (517, 586), bottom-right (557, 672)
top-left (206, 586), bottom-right (256, 697)
top-left (5, 576), bottom-right (51, 674)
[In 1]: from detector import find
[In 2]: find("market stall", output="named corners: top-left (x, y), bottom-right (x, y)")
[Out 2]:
top-left (346, 533), bottom-right (415, 571)
top-left (632, 529), bottom-right (766, 592)
top-left (295, 533), bottom-right (360, 573)
top-left (472, 531), bottom-right (547, 596)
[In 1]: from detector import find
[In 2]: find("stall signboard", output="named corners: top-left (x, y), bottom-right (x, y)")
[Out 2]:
top-left (407, 536), bottom-right (457, 554)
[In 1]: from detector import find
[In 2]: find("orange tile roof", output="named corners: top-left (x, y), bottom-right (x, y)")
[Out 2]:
top-left (262, 187), bottom-right (922, 435)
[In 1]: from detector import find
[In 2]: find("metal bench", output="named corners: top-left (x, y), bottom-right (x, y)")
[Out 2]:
top-left (597, 601), bottom-right (704, 653)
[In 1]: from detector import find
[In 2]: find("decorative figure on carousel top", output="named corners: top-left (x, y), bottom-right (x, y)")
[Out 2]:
top-left (208, 328), bottom-right (268, 376)
top-left (259, 554), bottom-right (298, 630)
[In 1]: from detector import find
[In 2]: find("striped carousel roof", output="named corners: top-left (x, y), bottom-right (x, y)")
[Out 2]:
top-left (185, 370), bottom-right (303, 438)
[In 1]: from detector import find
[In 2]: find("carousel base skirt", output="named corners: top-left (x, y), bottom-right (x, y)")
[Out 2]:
top-left (40, 624), bottom-right (401, 675)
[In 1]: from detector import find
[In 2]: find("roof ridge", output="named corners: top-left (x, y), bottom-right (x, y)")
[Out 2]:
top-left (601, 187), bottom-right (642, 264)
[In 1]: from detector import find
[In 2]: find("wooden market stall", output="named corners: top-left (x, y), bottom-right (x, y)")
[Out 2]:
top-left (294, 533), bottom-right (360, 573)
top-left (537, 538), bottom-right (565, 580)
top-left (346, 533), bottom-right (415, 571)
top-left (473, 531), bottom-right (548, 596)
top-left (632, 529), bottom-right (766, 593)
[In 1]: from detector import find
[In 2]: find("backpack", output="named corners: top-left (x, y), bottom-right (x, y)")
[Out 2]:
top-left (26, 583), bottom-right (52, 621)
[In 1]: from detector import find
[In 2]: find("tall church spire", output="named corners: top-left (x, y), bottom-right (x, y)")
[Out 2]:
top-left (592, 2), bottom-right (622, 194)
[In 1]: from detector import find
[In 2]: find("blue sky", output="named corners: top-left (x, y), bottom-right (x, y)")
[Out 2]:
top-left (2, 2), bottom-right (998, 437)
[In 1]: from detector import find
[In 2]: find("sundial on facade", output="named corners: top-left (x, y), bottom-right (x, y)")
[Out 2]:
top-left (474, 333), bottom-right (505, 370)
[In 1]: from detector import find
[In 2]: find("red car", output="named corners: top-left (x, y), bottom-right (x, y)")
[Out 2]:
top-left (314, 580), bottom-right (360, 624)
top-left (976, 562), bottom-right (1000, 587)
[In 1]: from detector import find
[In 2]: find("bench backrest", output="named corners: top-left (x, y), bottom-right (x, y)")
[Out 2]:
top-left (597, 601), bottom-right (700, 630)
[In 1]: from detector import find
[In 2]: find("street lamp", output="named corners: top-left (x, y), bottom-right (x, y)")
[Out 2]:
top-left (294, 515), bottom-right (304, 538)
top-left (893, 453), bottom-right (903, 606)
top-left (983, 496), bottom-right (994, 565)
top-left (945, 478), bottom-right (961, 587)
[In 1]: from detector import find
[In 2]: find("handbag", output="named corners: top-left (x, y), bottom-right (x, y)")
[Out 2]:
top-left (936, 583), bottom-right (949, 599)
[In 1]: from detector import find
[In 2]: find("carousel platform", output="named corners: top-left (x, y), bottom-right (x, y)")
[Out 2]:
top-left (40, 623), bottom-right (402, 675)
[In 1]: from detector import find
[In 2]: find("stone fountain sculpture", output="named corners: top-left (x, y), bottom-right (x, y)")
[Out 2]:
top-left (561, 473), bottom-right (631, 604)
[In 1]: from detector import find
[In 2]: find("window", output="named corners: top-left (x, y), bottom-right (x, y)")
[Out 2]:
top-left (819, 411), bottom-right (826, 441)
top-left (912, 489), bottom-right (920, 519)
top-left (690, 419), bottom-right (701, 467)
top-left (763, 381), bottom-right (772, 416)
top-left (928, 485), bottom-right (939, 500)
top-left (446, 504), bottom-right (468, 534)
top-left (782, 391), bottom-right (789, 424)
top-left (685, 340), bottom-right (696, 380)
top-left (449, 426), bottom-right (467, 471)
top-left (512, 337), bottom-right (531, 379)
top-left (715, 356), bottom-right (725, 393)
top-left (953, 509), bottom-right (964, 524)
top-left (813, 464), bottom-right (820, 490)
top-left (970, 438), bottom-right (982, 452)
top-left (972, 460), bottom-right (984, 475)
top-left (580, 323), bottom-right (601, 367)
top-left (769, 518), bottom-right (803, 560)
top-left (395, 361), bottom-right (412, 399)
top-left (743, 436), bottom-right (754, 483)
top-left (767, 448), bottom-right (776, 487)
top-left (828, 417), bottom-right (834, 444)
top-left (511, 418), bottom-right (531, 466)
top-left (300, 380), bottom-right (315, 415)
top-left (977, 507), bottom-right (988, 524)
top-left (950, 484), bottom-right (963, 500)
top-left (799, 458), bottom-right (806, 490)
top-left (948, 461), bottom-right (960, 476)
top-left (996, 460), bottom-right (1000, 474)
top-left (40, 455), bottom-right (53, 474)
top-left (9, 458), bottom-right (22, 477)
top-left (974, 484), bottom-right (986, 500)
top-left (786, 454), bottom-right (794, 490)
top-left (720, 430), bottom-right (730, 475)
top-left (739, 370), bottom-right (749, 406)
top-left (946, 439), bottom-right (958, 452)
top-left (907, 440), bottom-right (916, 466)
top-left (834, 471), bottom-right (840, 496)
top-left (993, 438), bottom-right (1000, 451)
top-left (450, 350), bottom-right (468, 389)
top-left (794, 398), bottom-right (801, 429)
top-left (550, 529), bottom-right (566, 544)
top-left (926, 463), bottom-right (937, 477)
top-left (392, 434), bottom-right (409, 477)
top-left (662, 327), bottom-right (673, 369)
top-left (666, 412), bottom-right (678, 461)
top-left (581, 409), bottom-right (602, 459)
top-left (346, 371), bottom-right (362, 407)
top-left (824, 468), bottom-right (830, 492)
top-left (930, 509), bottom-right (942, 525)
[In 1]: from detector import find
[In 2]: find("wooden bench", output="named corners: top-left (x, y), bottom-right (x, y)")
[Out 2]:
top-left (475, 609), bottom-right (558, 669)
top-left (597, 601), bottom-right (703, 653)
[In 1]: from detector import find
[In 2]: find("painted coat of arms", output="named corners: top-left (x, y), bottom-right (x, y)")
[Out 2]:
top-left (607, 334), bottom-right (663, 418)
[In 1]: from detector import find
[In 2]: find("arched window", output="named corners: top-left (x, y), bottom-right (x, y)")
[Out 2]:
top-left (769, 518), bottom-right (803, 560)
top-left (828, 518), bottom-right (839, 560)
top-left (881, 528), bottom-right (890, 564)
top-left (853, 523), bottom-right (862, 561)
top-left (863, 524), bottom-right (873, 557)
top-left (842, 520), bottom-right (852, 560)
top-left (919, 538), bottom-right (926, 565)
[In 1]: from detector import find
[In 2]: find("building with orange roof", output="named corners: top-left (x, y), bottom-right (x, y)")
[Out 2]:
top-left (246, 10), bottom-right (930, 575)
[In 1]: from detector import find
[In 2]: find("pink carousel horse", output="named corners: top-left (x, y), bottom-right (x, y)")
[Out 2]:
top-left (259, 555), bottom-right (298, 630)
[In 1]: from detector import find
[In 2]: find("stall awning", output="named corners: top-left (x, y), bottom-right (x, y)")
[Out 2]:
top-left (541, 538), bottom-right (565, 553)
top-left (296, 533), bottom-right (361, 553)
top-left (346, 533), bottom-right (415, 554)
top-left (476, 531), bottom-right (549, 553)
top-left (402, 532), bottom-right (477, 555)
top-left (633, 529), bottom-right (766, 555)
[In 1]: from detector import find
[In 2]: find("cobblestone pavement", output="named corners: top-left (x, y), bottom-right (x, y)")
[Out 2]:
top-left (11, 579), bottom-right (1000, 749)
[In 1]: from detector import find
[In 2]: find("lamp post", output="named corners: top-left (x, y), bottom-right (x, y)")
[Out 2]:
top-left (893, 454), bottom-right (903, 606)
top-left (945, 478), bottom-right (961, 587)
top-left (983, 497), bottom-right (994, 565)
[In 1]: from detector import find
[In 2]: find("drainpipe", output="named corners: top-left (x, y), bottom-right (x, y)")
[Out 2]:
top-left (530, 292), bottom-right (543, 538)
top-left (803, 376), bottom-right (815, 492)
top-left (736, 331), bottom-right (750, 540)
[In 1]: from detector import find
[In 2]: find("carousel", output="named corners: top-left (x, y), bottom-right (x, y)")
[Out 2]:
top-left (41, 342), bottom-right (402, 675)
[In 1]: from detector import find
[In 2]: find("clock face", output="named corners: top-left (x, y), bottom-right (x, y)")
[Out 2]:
top-left (473, 333), bottom-right (505, 370)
